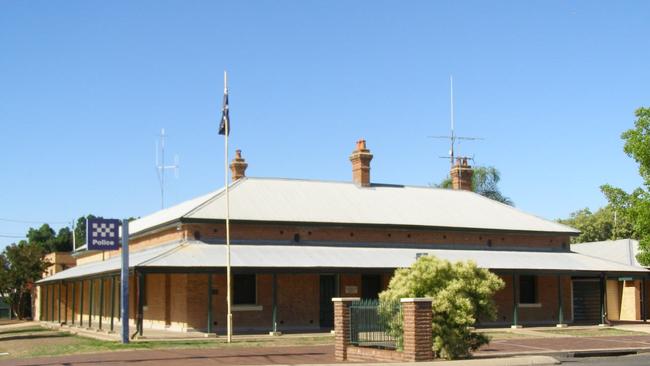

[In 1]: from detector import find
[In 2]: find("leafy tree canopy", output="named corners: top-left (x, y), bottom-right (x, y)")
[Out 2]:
top-left (436, 166), bottom-right (513, 206)
top-left (0, 241), bottom-right (49, 319)
top-left (558, 203), bottom-right (636, 244)
top-left (25, 224), bottom-right (73, 253)
top-left (379, 255), bottom-right (504, 359)
top-left (596, 107), bottom-right (650, 265)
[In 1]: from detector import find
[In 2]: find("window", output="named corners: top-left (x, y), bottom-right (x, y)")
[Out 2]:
top-left (519, 275), bottom-right (537, 304)
top-left (234, 274), bottom-right (256, 305)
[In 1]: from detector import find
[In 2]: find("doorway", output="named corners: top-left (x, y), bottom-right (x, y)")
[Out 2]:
top-left (319, 275), bottom-right (336, 328)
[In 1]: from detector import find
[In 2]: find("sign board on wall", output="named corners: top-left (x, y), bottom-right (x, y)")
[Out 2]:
top-left (86, 218), bottom-right (121, 251)
top-left (345, 286), bottom-right (358, 295)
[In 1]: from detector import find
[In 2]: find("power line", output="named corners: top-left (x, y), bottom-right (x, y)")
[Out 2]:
top-left (0, 217), bottom-right (70, 225)
top-left (0, 234), bottom-right (26, 239)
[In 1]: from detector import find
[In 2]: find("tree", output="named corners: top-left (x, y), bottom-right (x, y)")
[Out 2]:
top-left (378, 255), bottom-right (504, 359)
top-left (0, 242), bottom-right (49, 319)
top-left (74, 214), bottom-right (98, 247)
top-left (436, 166), bottom-right (513, 206)
top-left (602, 108), bottom-right (650, 265)
top-left (558, 205), bottom-right (635, 244)
top-left (25, 223), bottom-right (73, 253)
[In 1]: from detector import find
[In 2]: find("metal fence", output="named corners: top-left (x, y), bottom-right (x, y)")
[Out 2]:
top-left (349, 299), bottom-right (401, 349)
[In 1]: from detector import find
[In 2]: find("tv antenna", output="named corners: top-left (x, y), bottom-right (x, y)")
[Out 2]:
top-left (429, 76), bottom-right (484, 167)
top-left (155, 128), bottom-right (180, 209)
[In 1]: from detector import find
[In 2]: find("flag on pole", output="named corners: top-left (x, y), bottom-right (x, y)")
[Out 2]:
top-left (219, 89), bottom-right (230, 136)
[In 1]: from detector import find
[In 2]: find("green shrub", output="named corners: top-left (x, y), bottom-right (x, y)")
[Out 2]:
top-left (378, 255), bottom-right (504, 359)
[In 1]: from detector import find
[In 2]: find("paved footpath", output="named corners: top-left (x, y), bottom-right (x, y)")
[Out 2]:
top-left (476, 335), bottom-right (650, 357)
top-left (0, 345), bottom-right (339, 366)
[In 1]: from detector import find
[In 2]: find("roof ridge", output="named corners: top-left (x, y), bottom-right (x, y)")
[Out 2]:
top-left (135, 241), bottom-right (187, 267)
top-left (183, 177), bottom-right (248, 218)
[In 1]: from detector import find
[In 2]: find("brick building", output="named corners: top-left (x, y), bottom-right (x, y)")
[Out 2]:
top-left (36, 141), bottom-right (648, 335)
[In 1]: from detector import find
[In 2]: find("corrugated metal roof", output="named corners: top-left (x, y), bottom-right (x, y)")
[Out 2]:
top-left (39, 241), bottom-right (647, 283)
top-left (128, 177), bottom-right (579, 236)
top-left (37, 242), bottom-right (182, 283)
top-left (571, 239), bottom-right (643, 268)
top-left (146, 242), bottom-right (645, 273)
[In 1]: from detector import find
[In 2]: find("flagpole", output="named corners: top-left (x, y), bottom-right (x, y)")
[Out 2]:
top-left (224, 70), bottom-right (233, 343)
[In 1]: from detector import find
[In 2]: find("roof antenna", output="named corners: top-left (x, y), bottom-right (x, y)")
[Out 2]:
top-left (155, 128), bottom-right (180, 209)
top-left (429, 75), bottom-right (484, 167)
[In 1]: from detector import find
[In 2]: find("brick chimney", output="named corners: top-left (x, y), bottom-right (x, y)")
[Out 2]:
top-left (230, 149), bottom-right (248, 181)
top-left (349, 139), bottom-right (373, 187)
top-left (450, 157), bottom-right (473, 191)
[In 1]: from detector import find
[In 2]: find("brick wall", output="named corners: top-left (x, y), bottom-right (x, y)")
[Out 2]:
top-left (185, 222), bottom-right (570, 251)
top-left (334, 297), bottom-right (433, 362)
top-left (487, 274), bottom-right (572, 326)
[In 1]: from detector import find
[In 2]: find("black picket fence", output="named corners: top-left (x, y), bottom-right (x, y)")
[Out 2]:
top-left (349, 299), bottom-right (401, 349)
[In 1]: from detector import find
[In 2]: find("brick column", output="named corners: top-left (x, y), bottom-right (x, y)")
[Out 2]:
top-left (332, 297), bottom-right (359, 361)
top-left (401, 298), bottom-right (433, 362)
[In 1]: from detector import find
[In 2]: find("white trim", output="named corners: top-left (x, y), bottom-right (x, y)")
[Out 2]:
top-left (401, 298), bottom-right (434, 303)
top-left (332, 297), bottom-right (360, 302)
top-left (232, 305), bottom-right (263, 312)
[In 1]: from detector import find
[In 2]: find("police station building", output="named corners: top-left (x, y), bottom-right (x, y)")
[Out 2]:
top-left (35, 141), bottom-right (648, 336)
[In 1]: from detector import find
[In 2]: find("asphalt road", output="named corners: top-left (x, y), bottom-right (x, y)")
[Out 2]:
top-left (558, 353), bottom-right (650, 365)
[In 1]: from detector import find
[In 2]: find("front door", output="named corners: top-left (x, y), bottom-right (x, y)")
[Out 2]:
top-left (362, 274), bottom-right (382, 299)
top-left (573, 279), bottom-right (601, 323)
top-left (319, 275), bottom-right (336, 329)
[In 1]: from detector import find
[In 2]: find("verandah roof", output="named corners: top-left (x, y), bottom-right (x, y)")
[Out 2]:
top-left (38, 241), bottom-right (648, 284)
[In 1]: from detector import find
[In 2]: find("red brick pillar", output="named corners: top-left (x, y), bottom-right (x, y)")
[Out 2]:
top-left (332, 297), bottom-right (359, 361)
top-left (401, 298), bottom-right (433, 362)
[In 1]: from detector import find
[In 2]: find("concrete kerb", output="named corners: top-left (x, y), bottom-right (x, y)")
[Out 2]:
top-left (300, 355), bottom-right (560, 366)
top-left (473, 346), bottom-right (650, 360)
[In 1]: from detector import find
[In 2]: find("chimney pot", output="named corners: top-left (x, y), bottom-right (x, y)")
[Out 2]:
top-left (450, 157), bottom-right (473, 191)
top-left (349, 139), bottom-right (373, 187)
top-left (230, 149), bottom-right (248, 181)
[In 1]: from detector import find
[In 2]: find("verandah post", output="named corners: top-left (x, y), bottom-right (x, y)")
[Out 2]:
top-left (99, 277), bottom-right (105, 330)
top-left (271, 273), bottom-right (278, 335)
top-left (64, 282), bottom-right (69, 324)
top-left (207, 273), bottom-right (213, 334)
top-left (511, 273), bottom-right (521, 328)
top-left (50, 285), bottom-right (54, 323)
top-left (43, 285), bottom-right (48, 321)
top-left (71, 282), bottom-right (76, 325)
top-left (79, 280), bottom-right (84, 326)
top-left (58, 282), bottom-right (62, 323)
top-left (557, 275), bottom-right (567, 327)
top-left (88, 279), bottom-right (94, 328)
top-left (110, 276), bottom-right (116, 332)
top-left (137, 271), bottom-right (144, 336)
top-left (599, 273), bottom-right (607, 326)
top-left (50, 284), bottom-right (54, 322)
top-left (643, 277), bottom-right (647, 323)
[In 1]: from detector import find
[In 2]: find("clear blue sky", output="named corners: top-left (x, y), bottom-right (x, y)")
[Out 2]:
top-left (1, 1), bottom-right (649, 248)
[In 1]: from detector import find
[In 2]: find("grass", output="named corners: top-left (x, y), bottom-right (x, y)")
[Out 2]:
top-left (536, 328), bottom-right (648, 337)
top-left (0, 326), bottom-right (334, 359)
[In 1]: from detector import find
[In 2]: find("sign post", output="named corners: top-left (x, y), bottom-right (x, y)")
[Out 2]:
top-left (121, 219), bottom-right (129, 344)
top-left (86, 218), bottom-right (128, 343)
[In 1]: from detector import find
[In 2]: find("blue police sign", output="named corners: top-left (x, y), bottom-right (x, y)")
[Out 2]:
top-left (87, 218), bottom-right (121, 251)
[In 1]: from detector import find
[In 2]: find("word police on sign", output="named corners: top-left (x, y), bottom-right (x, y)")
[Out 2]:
top-left (87, 218), bottom-right (121, 251)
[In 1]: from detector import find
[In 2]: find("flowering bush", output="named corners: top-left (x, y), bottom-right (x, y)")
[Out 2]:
top-left (379, 255), bottom-right (504, 359)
